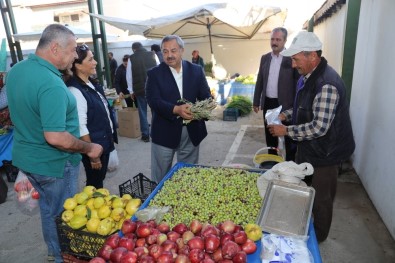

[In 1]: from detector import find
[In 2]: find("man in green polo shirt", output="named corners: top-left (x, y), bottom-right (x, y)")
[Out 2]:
top-left (6, 24), bottom-right (103, 263)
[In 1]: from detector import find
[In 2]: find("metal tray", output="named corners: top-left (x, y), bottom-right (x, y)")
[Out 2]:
top-left (256, 180), bottom-right (315, 236)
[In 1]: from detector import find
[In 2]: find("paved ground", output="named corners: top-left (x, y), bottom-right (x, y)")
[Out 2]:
top-left (1, 106), bottom-right (395, 263)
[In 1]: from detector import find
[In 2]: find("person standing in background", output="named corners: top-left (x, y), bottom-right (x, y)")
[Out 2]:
top-left (6, 24), bottom-right (103, 263)
top-left (126, 42), bottom-right (157, 143)
top-left (108, 51), bottom-right (118, 88)
top-left (192, 50), bottom-right (205, 68)
top-left (253, 27), bottom-right (299, 161)
top-left (114, 54), bottom-right (137, 107)
top-left (151, 44), bottom-right (164, 63)
top-left (146, 35), bottom-right (212, 183)
top-left (65, 44), bottom-right (118, 189)
top-left (268, 31), bottom-right (355, 242)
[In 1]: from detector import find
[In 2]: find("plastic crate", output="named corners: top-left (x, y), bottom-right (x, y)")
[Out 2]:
top-left (119, 173), bottom-right (157, 202)
top-left (223, 107), bottom-right (238, 121)
top-left (55, 216), bottom-right (114, 260)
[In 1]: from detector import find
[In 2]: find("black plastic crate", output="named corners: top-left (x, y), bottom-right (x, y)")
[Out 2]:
top-left (119, 173), bottom-right (157, 202)
top-left (55, 216), bottom-right (114, 260)
top-left (223, 108), bottom-right (238, 121)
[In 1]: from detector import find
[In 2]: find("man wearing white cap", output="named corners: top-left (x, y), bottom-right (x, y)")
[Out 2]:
top-left (268, 31), bottom-right (355, 242)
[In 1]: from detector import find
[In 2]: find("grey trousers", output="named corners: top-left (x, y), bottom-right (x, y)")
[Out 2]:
top-left (151, 126), bottom-right (199, 183)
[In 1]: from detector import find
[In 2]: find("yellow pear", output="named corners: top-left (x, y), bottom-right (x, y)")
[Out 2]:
top-left (90, 209), bottom-right (99, 219)
top-left (128, 198), bottom-right (141, 208)
top-left (83, 186), bottom-right (97, 197)
top-left (125, 202), bottom-right (139, 215)
top-left (95, 188), bottom-right (110, 197)
top-left (86, 198), bottom-right (95, 211)
top-left (63, 198), bottom-right (77, 211)
top-left (122, 194), bottom-right (132, 200)
top-left (61, 210), bottom-right (74, 223)
top-left (97, 218), bottom-right (113, 236)
top-left (73, 204), bottom-right (88, 217)
top-left (74, 192), bottom-right (89, 205)
top-left (93, 197), bottom-right (105, 209)
top-left (86, 218), bottom-right (101, 233)
top-left (111, 207), bottom-right (125, 222)
top-left (68, 215), bottom-right (87, 230)
top-left (112, 197), bottom-right (125, 209)
top-left (98, 205), bottom-right (111, 219)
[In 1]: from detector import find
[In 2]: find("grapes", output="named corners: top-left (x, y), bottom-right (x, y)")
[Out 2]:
top-left (148, 167), bottom-right (263, 228)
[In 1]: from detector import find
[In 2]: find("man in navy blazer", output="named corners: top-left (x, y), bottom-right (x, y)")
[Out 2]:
top-left (146, 35), bottom-right (212, 183)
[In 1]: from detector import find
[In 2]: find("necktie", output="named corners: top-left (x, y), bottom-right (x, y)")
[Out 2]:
top-left (292, 76), bottom-right (305, 124)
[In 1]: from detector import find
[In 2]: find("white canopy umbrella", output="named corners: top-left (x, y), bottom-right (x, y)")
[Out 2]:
top-left (12, 24), bottom-right (118, 42)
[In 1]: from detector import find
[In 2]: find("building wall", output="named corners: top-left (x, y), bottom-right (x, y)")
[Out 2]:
top-left (350, 0), bottom-right (395, 239)
top-left (313, 6), bottom-right (347, 75)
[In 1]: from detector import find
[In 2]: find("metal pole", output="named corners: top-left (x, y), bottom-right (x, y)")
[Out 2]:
top-left (206, 18), bottom-right (213, 55)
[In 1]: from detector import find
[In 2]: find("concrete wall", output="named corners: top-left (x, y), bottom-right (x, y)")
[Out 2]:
top-left (313, 5), bottom-right (347, 75)
top-left (349, 0), bottom-right (395, 239)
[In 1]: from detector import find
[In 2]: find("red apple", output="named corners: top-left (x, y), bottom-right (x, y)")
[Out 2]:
top-left (232, 251), bottom-right (247, 263)
top-left (134, 246), bottom-right (149, 257)
top-left (121, 219), bottom-right (137, 235)
top-left (139, 255), bottom-right (155, 263)
top-left (178, 244), bottom-right (190, 255)
top-left (146, 234), bottom-right (157, 245)
top-left (175, 254), bottom-right (190, 263)
top-left (31, 190), bottom-right (40, 200)
top-left (157, 233), bottom-right (168, 245)
top-left (136, 223), bottom-right (152, 238)
top-left (89, 257), bottom-right (106, 263)
top-left (187, 237), bottom-right (204, 250)
top-left (233, 231), bottom-right (248, 245)
top-left (189, 220), bottom-right (203, 234)
top-left (162, 240), bottom-right (178, 254)
top-left (157, 222), bottom-right (171, 233)
top-left (105, 233), bottom-right (121, 249)
top-left (219, 220), bottom-right (236, 234)
top-left (189, 249), bottom-right (204, 263)
top-left (147, 219), bottom-right (157, 229)
top-left (220, 233), bottom-right (234, 247)
top-left (233, 225), bottom-right (244, 233)
top-left (148, 244), bottom-right (164, 259)
top-left (201, 258), bottom-right (215, 263)
top-left (182, 231), bottom-right (195, 244)
top-left (212, 248), bottom-right (223, 262)
top-left (118, 237), bottom-right (135, 251)
top-left (172, 223), bottom-right (188, 235)
top-left (240, 239), bottom-right (257, 254)
top-left (157, 251), bottom-right (174, 263)
top-left (167, 231), bottom-right (181, 242)
top-left (221, 241), bottom-right (240, 259)
top-left (124, 232), bottom-right (136, 240)
top-left (136, 237), bottom-right (147, 247)
top-left (176, 237), bottom-right (184, 249)
top-left (204, 234), bottom-right (220, 253)
top-left (110, 247), bottom-right (128, 263)
top-left (201, 224), bottom-right (219, 238)
top-left (98, 244), bottom-right (113, 261)
top-left (120, 251), bottom-right (138, 263)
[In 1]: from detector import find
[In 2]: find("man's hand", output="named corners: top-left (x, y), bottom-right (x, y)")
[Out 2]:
top-left (253, 106), bottom-right (260, 113)
top-left (268, 124), bottom-right (287, 137)
top-left (173, 104), bottom-right (193, 120)
top-left (279, 113), bottom-right (286, 122)
top-left (86, 143), bottom-right (103, 160)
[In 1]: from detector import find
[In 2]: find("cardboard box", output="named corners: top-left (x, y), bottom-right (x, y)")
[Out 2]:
top-left (117, 107), bottom-right (141, 138)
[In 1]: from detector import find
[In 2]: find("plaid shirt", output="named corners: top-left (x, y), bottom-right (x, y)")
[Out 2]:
top-left (283, 83), bottom-right (339, 141)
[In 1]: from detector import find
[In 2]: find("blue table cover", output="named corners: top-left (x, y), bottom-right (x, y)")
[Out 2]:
top-left (0, 128), bottom-right (13, 165)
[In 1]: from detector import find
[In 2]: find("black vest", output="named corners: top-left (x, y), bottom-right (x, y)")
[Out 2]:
top-left (295, 57), bottom-right (355, 166)
top-left (130, 48), bottom-right (157, 96)
top-left (66, 77), bottom-right (117, 154)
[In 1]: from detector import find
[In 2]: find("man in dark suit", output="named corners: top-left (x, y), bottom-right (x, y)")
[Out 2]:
top-left (253, 27), bottom-right (299, 161)
top-left (146, 35), bottom-right (212, 183)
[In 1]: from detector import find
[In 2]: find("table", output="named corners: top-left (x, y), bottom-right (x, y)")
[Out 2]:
top-left (138, 162), bottom-right (322, 263)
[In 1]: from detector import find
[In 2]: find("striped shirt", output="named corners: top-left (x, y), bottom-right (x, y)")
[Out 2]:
top-left (283, 81), bottom-right (339, 142)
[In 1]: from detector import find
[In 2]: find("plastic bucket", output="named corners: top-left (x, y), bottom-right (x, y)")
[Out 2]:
top-left (253, 147), bottom-right (284, 169)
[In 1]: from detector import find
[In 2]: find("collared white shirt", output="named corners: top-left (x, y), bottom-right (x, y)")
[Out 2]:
top-left (69, 82), bottom-right (113, 137)
top-left (266, 52), bottom-right (283, 98)
top-left (170, 63), bottom-right (183, 98)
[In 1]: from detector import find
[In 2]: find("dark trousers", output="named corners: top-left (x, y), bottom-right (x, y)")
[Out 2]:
top-left (81, 152), bottom-right (110, 189)
top-left (263, 97), bottom-right (296, 161)
top-left (125, 97), bottom-right (138, 108)
top-left (303, 164), bottom-right (339, 242)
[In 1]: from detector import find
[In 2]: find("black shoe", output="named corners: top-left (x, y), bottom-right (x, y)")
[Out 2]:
top-left (141, 135), bottom-right (150, 142)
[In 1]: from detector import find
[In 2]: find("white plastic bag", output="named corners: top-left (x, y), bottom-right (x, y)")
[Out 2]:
top-left (14, 171), bottom-right (40, 215)
top-left (265, 105), bottom-right (285, 158)
top-left (107, 149), bottom-right (119, 172)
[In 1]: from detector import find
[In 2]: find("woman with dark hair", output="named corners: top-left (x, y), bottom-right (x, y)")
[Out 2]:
top-left (65, 44), bottom-right (117, 188)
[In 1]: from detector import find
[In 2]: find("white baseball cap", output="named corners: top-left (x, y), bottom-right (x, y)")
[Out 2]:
top-left (281, 31), bottom-right (322, 57)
